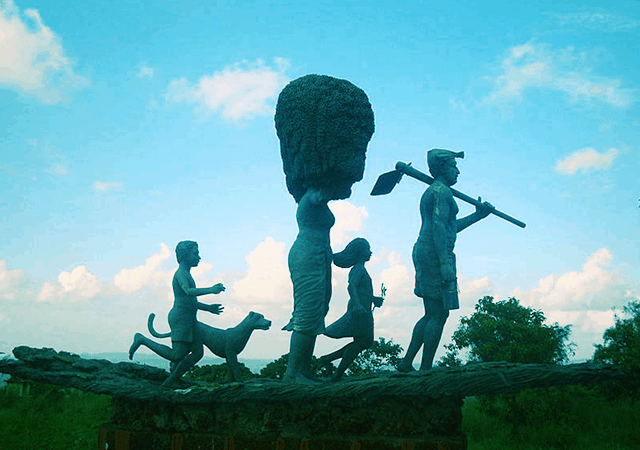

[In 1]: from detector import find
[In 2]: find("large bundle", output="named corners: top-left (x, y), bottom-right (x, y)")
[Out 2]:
top-left (275, 74), bottom-right (375, 202)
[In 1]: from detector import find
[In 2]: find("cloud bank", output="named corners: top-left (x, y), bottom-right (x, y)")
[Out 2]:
top-left (555, 147), bottom-right (619, 175)
top-left (1, 211), bottom-right (637, 361)
top-left (0, 0), bottom-right (89, 103)
top-left (166, 58), bottom-right (290, 121)
top-left (482, 42), bottom-right (636, 108)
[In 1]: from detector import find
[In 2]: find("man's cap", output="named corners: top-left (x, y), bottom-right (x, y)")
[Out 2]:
top-left (427, 149), bottom-right (464, 175)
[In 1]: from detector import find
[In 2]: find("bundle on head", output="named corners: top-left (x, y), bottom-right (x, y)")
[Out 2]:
top-left (275, 74), bottom-right (375, 202)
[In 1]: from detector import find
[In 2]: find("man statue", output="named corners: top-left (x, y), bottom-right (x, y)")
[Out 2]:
top-left (397, 149), bottom-right (494, 372)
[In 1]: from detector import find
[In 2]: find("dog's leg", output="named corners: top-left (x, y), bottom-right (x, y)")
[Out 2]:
top-left (226, 353), bottom-right (241, 382)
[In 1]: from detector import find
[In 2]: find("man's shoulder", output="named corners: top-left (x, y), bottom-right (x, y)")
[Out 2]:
top-left (425, 183), bottom-right (453, 198)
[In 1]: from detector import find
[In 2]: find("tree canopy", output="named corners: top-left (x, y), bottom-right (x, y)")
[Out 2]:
top-left (593, 300), bottom-right (640, 399)
top-left (441, 296), bottom-right (574, 366)
top-left (439, 296), bottom-right (575, 436)
top-left (258, 337), bottom-right (403, 379)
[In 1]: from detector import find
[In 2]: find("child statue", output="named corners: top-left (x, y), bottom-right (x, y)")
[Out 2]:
top-left (320, 238), bottom-right (385, 381)
top-left (129, 240), bottom-right (225, 387)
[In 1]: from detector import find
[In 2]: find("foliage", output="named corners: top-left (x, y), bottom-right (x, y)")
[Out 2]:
top-left (439, 296), bottom-right (575, 437)
top-left (0, 380), bottom-right (111, 450)
top-left (346, 337), bottom-right (403, 376)
top-left (440, 296), bottom-right (574, 366)
top-left (258, 353), bottom-right (290, 379)
top-left (258, 354), bottom-right (333, 379)
top-left (463, 388), bottom-right (640, 450)
top-left (2, 378), bottom-right (639, 450)
top-left (185, 362), bottom-right (256, 382)
top-left (259, 338), bottom-right (403, 379)
top-left (593, 300), bottom-right (640, 400)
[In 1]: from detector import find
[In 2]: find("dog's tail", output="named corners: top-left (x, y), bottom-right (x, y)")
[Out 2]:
top-left (147, 313), bottom-right (171, 339)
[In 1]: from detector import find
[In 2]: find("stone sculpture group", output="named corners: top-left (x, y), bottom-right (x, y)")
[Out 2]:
top-left (129, 74), bottom-right (523, 386)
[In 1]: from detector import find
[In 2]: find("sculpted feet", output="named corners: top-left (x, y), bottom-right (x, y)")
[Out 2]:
top-left (283, 372), bottom-right (319, 385)
top-left (396, 360), bottom-right (416, 373)
top-left (162, 375), bottom-right (193, 389)
top-left (319, 356), bottom-right (334, 375)
top-left (330, 372), bottom-right (344, 382)
top-left (128, 333), bottom-right (143, 360)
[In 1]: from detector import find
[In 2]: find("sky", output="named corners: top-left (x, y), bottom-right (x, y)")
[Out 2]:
top-left (1, 0), bottom-right (639, 367)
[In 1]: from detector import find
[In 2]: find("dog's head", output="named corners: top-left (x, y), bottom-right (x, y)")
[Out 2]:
top-left (248, 311), bottom-right (272, 331)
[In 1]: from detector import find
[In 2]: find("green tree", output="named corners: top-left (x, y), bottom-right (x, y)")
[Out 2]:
top-left (259, 337), bottom-right (403, 379)
top-left (440, 296), bottom-right (574, 366)
top-left (258, 354), bottom-right (332, 379)
top-left (259, 353), bottom-right (290, 379)
top-left (593, 300), bottom-right (640, 400)
top-left (346, 337), bottom-right (403, 376)
top-left (440, 296), bottom-right (575, 437)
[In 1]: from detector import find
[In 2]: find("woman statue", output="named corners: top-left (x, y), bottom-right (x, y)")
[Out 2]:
top-left (281, 186), bottom-right (336, 383)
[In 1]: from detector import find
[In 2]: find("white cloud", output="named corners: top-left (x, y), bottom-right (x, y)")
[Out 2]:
top-left (45, 163), bottom-right (69, 176)
top-left (329, 200), bottom-right (369, 248)
top-left (231, 237), bottom-right (291, 304)
top-left (512, 248), bottom-right (638, 312)
top-left (93, 181), bottom-right (123, 192)
top-left (166, 58), bottom-right (290, 121)
top-left (378, 251), bottom-right (412, 301)
top-left (0, 260), bottom-right (28, 301)
top-left (58, 266), bottom-right (101, 297)
top-left (0, 0), bottom-right (89, 103)
top-left (137, 63), bottom-right (154, 78)
top-left (555, 147), bottom-right (619, 175)
top-left (114, 243), bottom-right (172, 293)
top-left (482, 42), bottom-right (636, 107)
top-left (37, 265), bottom-right (102, 302)
top-left (502, 248), bottom-right (640, 360)
top-left (459, 275), bottom-right (494, 302)
top-left (552, 9), bottom-right (640, 32)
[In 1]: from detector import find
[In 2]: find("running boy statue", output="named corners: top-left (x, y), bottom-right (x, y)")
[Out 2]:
top-left (129, 240), bottom-right (225, 387)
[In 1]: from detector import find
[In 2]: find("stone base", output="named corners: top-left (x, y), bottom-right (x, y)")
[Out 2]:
top-left (102, 394), bottom-right (466, 449)
top-left (98, 426), bottom-right (467, 450)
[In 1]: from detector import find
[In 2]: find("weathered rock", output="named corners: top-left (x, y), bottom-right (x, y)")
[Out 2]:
top-left (0, 346), bottom-right (625, 403)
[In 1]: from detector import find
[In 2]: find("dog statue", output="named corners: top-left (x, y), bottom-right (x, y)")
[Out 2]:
top-left (147, 311), bottom-right (272, 382)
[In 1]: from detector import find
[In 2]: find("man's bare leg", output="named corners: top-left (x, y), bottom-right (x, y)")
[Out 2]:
top-left (419, 297), bottom-right (449, 370)
top-left (397, 316), bottom-right (427, 372)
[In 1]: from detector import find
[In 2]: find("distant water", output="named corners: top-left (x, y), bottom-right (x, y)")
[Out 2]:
top-left (81, 352), bottom-right (273, 374)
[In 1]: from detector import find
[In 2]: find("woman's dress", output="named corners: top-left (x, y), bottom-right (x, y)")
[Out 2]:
top-left (282, 193), bottom-right (335, 336)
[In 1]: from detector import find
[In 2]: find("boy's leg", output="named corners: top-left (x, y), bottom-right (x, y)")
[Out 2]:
top-left (129, 333), bottom-right (189, 362)
top-left (163, 342), bottom-right (204, 387)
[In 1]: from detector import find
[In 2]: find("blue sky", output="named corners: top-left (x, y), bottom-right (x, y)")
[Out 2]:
top-left (1, 0), bottom-right (638, 365)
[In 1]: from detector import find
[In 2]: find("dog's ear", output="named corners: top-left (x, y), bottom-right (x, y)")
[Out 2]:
top-left (249, 311), bottom-right (256, 317)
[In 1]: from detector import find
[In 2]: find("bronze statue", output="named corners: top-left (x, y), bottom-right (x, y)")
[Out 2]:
top-left (129, 240), bottom-right (225, 387)
top-left (396, 150), bottom-right (494, 372)
top-left (275, 74), bottom-right (375, 383)
top-left (320, 238), bottom-right (385, 381)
